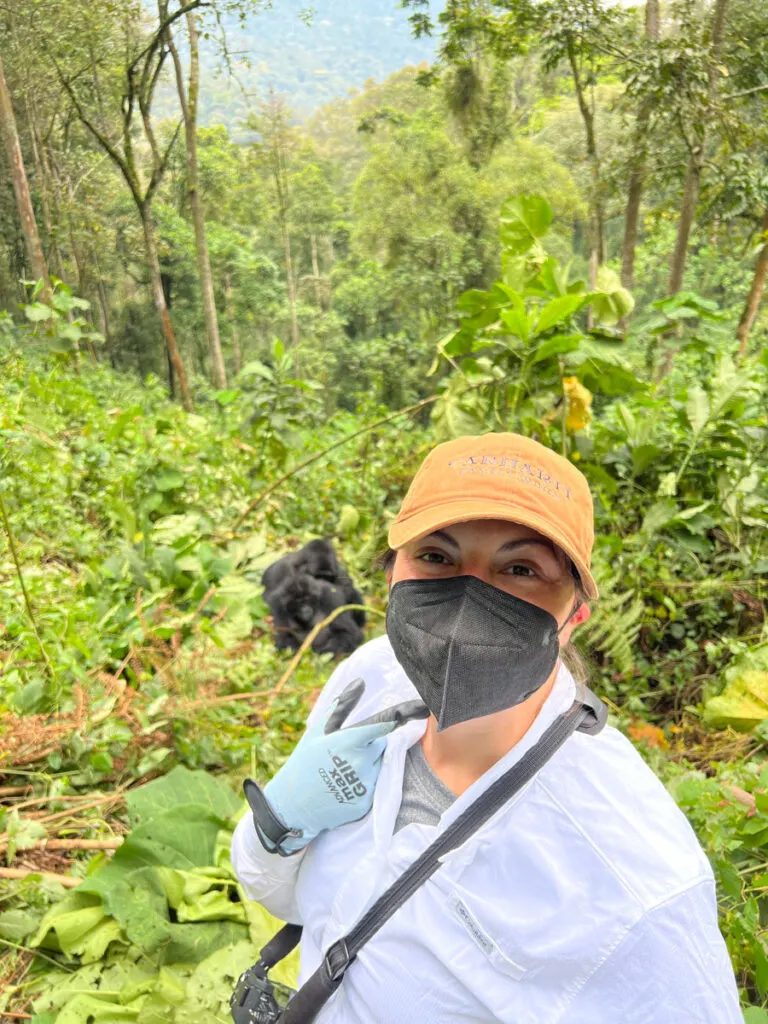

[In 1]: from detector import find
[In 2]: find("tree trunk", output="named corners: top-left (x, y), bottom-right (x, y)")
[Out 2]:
top-left (667, 160), bottom-right (701, 296)
top-left (660, 0), bottom-right (730, 378)
top-left (271, 146), bottom-right (300, 349)
top-left (97, 279), bottom-right (114, 365)
top-left (667, 0), bottom-right (730, 298)
top-left (224, 273), bottom-right (242, 374)
top-left (310, 231), bottom-right (324, 308)
top-left (620, 0), bottom-right (659, 291)
top-left (141, 205), bottom-right (193, 411)
top-left (0, 56), bottom-right (50, 298)
top-left (25, 96), bottom-right (63, 280)
top-left (736, 210), bottom-right (768, 359)
top-left (281, 212), bottom-right (300, 349)
top-left (169, 12), bottom-right (227, 389)
top-left (566, 38), bottom-right (605, 278)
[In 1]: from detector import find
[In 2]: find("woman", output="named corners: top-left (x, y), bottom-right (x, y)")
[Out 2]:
top-left (232, 432), bottom-right (740, 1023)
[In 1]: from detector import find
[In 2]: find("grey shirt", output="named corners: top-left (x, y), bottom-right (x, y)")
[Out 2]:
top-left (394, 739), bottom-right (456, 833)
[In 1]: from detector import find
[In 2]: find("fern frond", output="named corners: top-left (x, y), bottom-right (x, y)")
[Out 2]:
top-left (580, 575), bottom-right (644, 676)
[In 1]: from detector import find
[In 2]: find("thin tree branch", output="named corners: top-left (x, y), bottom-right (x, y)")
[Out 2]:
top-left (129, 0), bottom-right (209, 78)
top-left (722, 83), bottom-right (768, 101)
top-left (0, 867), bottom-right (80, 888)
top-left (146, 120), bottom-right (181, 204)
top-left (51, 57), bottom-right (142, 207)
top-left (231, 394), bottom-right (440, 533)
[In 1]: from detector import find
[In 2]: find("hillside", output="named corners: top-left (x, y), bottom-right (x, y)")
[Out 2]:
top-left (186, 0), bottom-right (436, 125)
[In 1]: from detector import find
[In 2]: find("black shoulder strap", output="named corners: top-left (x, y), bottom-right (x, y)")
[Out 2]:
top-left (273, 686), bottom-right (607, 1024)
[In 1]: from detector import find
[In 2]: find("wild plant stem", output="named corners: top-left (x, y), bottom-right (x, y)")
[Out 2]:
top-left (232, 394), bottom-right (440, 533)
top-left (0, 488), bottom-right (55, 683)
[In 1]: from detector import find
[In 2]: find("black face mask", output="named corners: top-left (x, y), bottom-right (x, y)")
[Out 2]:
top-left (386, 575), bottom-right (578, 731)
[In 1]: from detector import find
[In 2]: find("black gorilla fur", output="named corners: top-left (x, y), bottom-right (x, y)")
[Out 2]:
top-left (262, 540), bottom-right (366, 655)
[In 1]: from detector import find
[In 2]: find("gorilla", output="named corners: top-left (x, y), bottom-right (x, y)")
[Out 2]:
top-left (262, 540), bottom-right (366, 656)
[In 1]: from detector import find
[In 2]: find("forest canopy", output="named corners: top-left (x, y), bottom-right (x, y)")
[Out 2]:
top-left (1, 0), bottom-right (768, 1019)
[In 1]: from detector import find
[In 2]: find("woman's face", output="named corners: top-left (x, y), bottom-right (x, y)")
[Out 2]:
top-left (390, 518), bottom-right (590, 640)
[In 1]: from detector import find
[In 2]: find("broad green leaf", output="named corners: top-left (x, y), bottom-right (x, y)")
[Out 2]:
top-left (49, 336), bottom-right (76, 354)
top-left (156, 867), bottom-right (245, 923)
top-left (337, 504), bottom-right (360, 536)
top-left (239, 360), bottom-right (273, 381)
top-left (641, 499), bottom-right (679, 535)
top-left (567, 355), bottom-right (645, 396)
top-left (685, 385), bottom-right (710, 434)
top-left (4, 811), bottom-right (47, 859)
top-left (456, 289), bottom-right (494, 313)
top-left (595, 266), bottom-right (621, 293)
top-left (55, 995), bottom-right (140, 1024)
top-left (499, 194), bottom-right (552, 254)
top-left (703, 671), bottom-right (768, 731)
top-left (176, 939), bottom-right (296, 1021)
top-left (214, 389), bottom-right (239, 406)
top-left (0, 908), bottom-right (39, 941)
top-left (31, 960), bottom-right (158, 1016)
top-left (710, 356), bottom-right (748, 417)
top-left (537, 256), bottom-right (569, 297)
top-left (440, 329), bottom-right (473, 357)
top-left (631, 444), bottom-right (662, 474)
top-left (500, 295), bottom-right (529, 342)
top-left (151, 513), bottom-right (205, 546)
top-left (744, 1007), bottom-right (768, 1024)
top-left (673, 502), bottom-right (711, 521)
top-left (24, 302), bottom-right (54, 322)
top-left (155, 469), bottom-right (185, 492)
top-left (535, 295), bottom-right (586, 335)
top-left (657, 472), bottom-right (677, 497)
top-left (60, 323), bottom-right (83, 342)
top-left (175, 555), bottom-right (202, 574)
top-left (431, 394), bottom-right (486, 441)
top-left (616, 403), bottom-right (636, 439)
top-left (32, 893), bottom-right (126, 962)
top-left (755, 944), bottom-right (768, 999)
top-left (126, 766), bottom-right (241, 827)
top-left (531, 333), bottom-right (582, 365)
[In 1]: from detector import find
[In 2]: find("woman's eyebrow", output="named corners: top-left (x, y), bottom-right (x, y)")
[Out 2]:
top-left (423, 529), bottom-right (461, 551)
top-left (497, 538), bottom-right (557, 555)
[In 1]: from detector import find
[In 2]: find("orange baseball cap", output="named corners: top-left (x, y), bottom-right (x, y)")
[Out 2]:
top-left (388, 433), bottom-right (598, 599)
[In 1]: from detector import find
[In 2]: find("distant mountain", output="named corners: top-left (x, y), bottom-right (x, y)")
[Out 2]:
top-left (187, 0), bottom-right (437, 128)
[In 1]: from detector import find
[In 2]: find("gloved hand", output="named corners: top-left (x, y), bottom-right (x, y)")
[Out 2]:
top-left (243, 678), bottom-right (428, 855)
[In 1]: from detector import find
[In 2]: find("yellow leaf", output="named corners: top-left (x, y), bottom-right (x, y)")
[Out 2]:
top-left (562, 376), bottom-right (593, 431)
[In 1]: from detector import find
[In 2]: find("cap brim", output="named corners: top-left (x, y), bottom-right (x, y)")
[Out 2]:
top-left (388, 500), bottom-right (599, 600)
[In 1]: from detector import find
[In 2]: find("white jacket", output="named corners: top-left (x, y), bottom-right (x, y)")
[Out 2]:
top-left (232, 636), bottom-right (741, 1024)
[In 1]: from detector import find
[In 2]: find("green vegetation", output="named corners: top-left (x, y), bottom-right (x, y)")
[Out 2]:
top-left (1, 0), bottom-right (768, 1020)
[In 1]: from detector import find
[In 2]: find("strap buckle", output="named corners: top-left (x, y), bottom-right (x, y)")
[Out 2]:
top-left (575, 686), bottom-right (608, 736)
top-left (323, 938), bottom-right (351, 983)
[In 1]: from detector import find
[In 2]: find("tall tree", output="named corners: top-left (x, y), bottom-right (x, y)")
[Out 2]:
top-left (167, 7), bottom-right (227, 389)
top-left (736, 210), bottom-right (768, 359)
top-left (667, 0), bottom-right (731, 297)
top-left (620, 0), bottom-right (660, 291)
top-left (0, 56), bottom-right (50, 298)
top-left (249, 96), bottom-right (300, 350)
top-left (53, 2), bottom-right (195, 410)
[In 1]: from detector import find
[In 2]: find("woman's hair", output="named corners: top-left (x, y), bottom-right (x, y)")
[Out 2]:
top-left (377, 547), bottom-right (592, 683)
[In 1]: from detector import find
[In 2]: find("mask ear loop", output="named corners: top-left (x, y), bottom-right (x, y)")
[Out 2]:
top-left (556, 599), bottom-right (583, 638)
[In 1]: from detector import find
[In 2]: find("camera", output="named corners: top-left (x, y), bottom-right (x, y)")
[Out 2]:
top-left (230, 963), bottom-right (295, 1024)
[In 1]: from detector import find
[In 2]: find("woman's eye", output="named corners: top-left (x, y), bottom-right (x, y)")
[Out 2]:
top-left (505, 564), bottom-right (537, 578)
top-left (418, 551), bottom-right (450, 565)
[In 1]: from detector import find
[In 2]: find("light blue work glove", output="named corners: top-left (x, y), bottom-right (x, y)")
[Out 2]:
top-left (243, 678), bottom-right (428, 855)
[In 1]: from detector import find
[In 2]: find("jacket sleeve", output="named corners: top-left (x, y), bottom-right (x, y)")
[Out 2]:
top-left (230, 653), bottom-right (362, 923)
top-left (565, 879), bottom-right (742, 1023)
